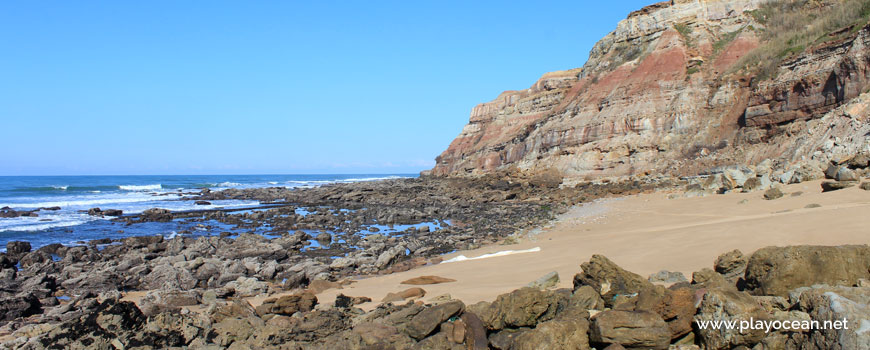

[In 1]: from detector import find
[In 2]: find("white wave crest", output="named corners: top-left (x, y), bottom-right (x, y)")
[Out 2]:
top-left (119, 184), bottom-right (162, 191)
top-left (441, 247), bottom-right (541, 263)
top-left (52, 185), bottom-right (69, 190)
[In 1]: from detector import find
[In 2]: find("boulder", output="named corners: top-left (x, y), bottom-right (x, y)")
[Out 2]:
top-left (763, 187), bottom-right (783, 200)
top-left (141, 263), bottom-right (197, 290)
top-left (138, 289), bottom-right (200, 316)
top-left (0, 293), bottom-right (41, 321)
top-left (694, 288), bottom-right (769, 349)
top-left (5, 241), bottom-right (31, 262)
top-left (142, 207), bottom-right (172, 222)
top-left (589, 310), bottom-right (670, 349)
top-left (511, 313), bottom-right (591, 350)
top-left (821, 181), bottom-right (857, 192)
top-left (255, 292), bottom-right (317, 316)
top-left (404, 300), bottom-right (465, 340)
top-left (574, 255), bottom-right (655, 307)
top-left (474, 287), bottom-right (569, 330)
top-left (714, 249), bottom-right (747, 283)
top-left (860, 182), bottom-right (870, 191)
top-left (226, 276), bottom-right (269, 297)
top-left (744, 245), bottom-right (870, 296)
top-left (792, 285), bottom-right (870, 349)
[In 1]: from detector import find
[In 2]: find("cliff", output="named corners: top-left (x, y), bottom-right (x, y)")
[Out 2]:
top-left (430, 0), bottom-right (870, 178)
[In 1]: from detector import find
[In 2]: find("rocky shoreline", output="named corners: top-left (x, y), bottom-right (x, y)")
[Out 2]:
top-left (5, 241), bottom-right (869, 350)
top-left (0, 172), bottom-right (675, 349)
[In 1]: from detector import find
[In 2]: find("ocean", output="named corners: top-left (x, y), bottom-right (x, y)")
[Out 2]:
top-left (0, 174), bottom-right (412, 250)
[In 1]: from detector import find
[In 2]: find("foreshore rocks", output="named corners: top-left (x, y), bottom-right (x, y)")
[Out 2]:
top-left (0, 173), bottom-right (674, 347)
top-left (4, 244), bottom-right (866, 349)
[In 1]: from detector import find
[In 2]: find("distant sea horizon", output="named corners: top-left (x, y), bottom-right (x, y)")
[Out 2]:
top-left (0, 174), bottom-right (416, 250)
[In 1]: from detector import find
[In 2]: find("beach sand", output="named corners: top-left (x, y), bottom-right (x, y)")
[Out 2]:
top-left (312, 179), bottom-right (869, 309)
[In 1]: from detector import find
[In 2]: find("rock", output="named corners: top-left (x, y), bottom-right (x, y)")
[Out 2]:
top-left (527, 271), bottom-right (560, 289)
top-left (315, 232), bottom-right (332, 246)
top-left (401, 275), bottom-right (457, 285)
top-left (763, 187), bottom-right (783, 200)
top-left (375, 244), bottom-right (406, 269)
top-left (460, 312), bottom-right (488, 350)
top-left (821, 181), bottom-right (857, 192)
top-left (744, 245), bottom-right (870, 296)
top-left (142, 207), bottom-right (172, 222)
top-left (142, 263), bottom-right (197, 290)
top-left (5, 241), bottom-right (31, 261)
top-left (102, 209), bottom-right (123, 216)
top-left (691, 268), bottom-right (729, 288)
top-left (255, 292), bottom-right (317, 316)
top-left (138, 289), bottom-right (200, 316)
top-left (860, 182), bottom-right (870, 190)
top-left (570, 285), bottom-right (606, 310)
top-left (792, 285), bottom-right (870, 349)
top-left (836, 167), bottom-right (860, 181)
top-left (334, 294), bottom-right (371, 308)
top-left (742, 176), bottom-right (771, 192)
top-left (474, 287), bottom-right (569, 330)
top-left (382, 287), bottom-right (427, 303)
top-left (848, 153), bottom-right (870, 168)
top-left (194, 200), bottom-right (211, 205)
top-left (0, 293), bottom-right (41, 321)
top-left (714, 249), bottom-right (747, 282)
top-left (589, 310), bottom-right (670, 349)
top-left (404, 300), bottom-right (464, 340)
top-left (694, 288), bottom-right (769, 349)
top-left (87, 207), bottom-right (102, 216)
top-left (574, 254), bottom-right (655, 307)
top-left (653, 286), bottom-right (697, 340)
top-left (226, 276), bottom-right (269, 297)
top-left (511, 314), bottom-right (591, 350)
top-left (648, 270), bottom-right (687, 284)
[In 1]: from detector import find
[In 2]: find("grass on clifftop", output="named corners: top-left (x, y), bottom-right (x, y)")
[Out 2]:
top-left (737, 0), bottom-right (870, 82)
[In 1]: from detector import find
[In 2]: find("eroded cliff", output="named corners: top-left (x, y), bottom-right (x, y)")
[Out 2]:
top-left (431, 0), bottom-right (870, 178)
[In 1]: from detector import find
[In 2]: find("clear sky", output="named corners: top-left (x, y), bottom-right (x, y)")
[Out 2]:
top-left (1, 1), bottom-right (652, 175)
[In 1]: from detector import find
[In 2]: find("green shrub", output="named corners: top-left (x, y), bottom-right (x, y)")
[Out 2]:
top-left (735, 0), bottom-right (870, 82)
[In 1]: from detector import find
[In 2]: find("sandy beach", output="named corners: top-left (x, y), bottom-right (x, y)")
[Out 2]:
top-left (314, 179), bottom-right (869, 308)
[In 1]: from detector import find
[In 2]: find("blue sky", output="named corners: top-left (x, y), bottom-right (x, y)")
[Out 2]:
top-left (1, 1), bottom-right (652, 175)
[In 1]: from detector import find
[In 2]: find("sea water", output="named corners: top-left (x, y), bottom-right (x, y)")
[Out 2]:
top-left (0, 174), bottom-right (412, 250)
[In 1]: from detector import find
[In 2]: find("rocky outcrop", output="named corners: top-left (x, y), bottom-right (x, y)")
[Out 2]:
top-left (431, 0), bottom-right (870, 179)
top-left (7, 245), bottom-right (870, 350)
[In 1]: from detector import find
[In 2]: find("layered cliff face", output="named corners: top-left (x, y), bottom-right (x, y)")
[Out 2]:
top-left (431, 0), bottom-right (870, 178)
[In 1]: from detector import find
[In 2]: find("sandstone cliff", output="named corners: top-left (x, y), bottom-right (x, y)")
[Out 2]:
top-left (430, 0), bottom-right (870, 178)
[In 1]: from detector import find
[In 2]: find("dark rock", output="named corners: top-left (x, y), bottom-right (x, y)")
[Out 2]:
top-left (0, 293), bottom-right (41, 321)
top-left (763, 187), bottom-right (783, 200)
top-left (821, 181), bottom-right (857, 192)
top-left (194, 200), bottom-right (212, 205)
top-left (6, 241), bottom-right (31, 261)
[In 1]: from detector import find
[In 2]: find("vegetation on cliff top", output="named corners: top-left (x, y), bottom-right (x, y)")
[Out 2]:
top-left (737, 0), bottom-right (870, 82)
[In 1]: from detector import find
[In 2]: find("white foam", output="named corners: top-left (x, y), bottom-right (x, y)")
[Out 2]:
top-left (268, 181), bottom-right (279, 185)
top-left (441, 247), bottom-right (541, 263)
top-left (0, 215), bottom-right (98, 232)
top-left (0, 193), bottom-right (157, 209)
top-left (216, 182), bottom-right (241, 187)
top-left (119, 184), bottom-right (162, 191)
top-left (52, 185), bottom-right (68, 190)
